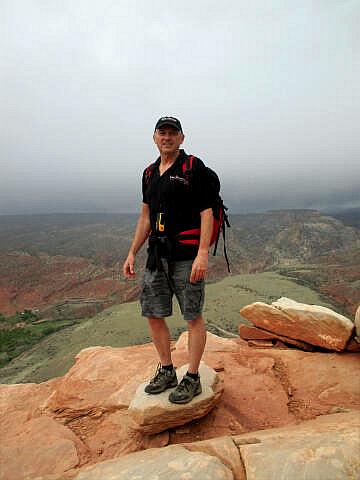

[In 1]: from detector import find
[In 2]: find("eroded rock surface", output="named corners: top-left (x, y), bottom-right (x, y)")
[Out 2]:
top-left (42, 344), bottom-right (159, 418)
top-left (0, 416), bottom-right (87, 480)
top-left (71, 411), bottom-right (360, 480)
top-left (1, 332), bottom-right (359, 480)
top-left (73, 445), bottom-right (234, 480)
top-left (239, 324), bottom-right (314, 351)
top-left (183, 436), bottom-right (246, 480)
top-left (235, 411), bottom-right (360, 480)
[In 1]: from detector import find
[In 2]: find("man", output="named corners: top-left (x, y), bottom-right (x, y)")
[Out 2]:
top-left (123, 116), bottom-right (214, 404)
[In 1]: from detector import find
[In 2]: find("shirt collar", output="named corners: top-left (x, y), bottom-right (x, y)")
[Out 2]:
top-left (155, 149), bottom-right (187, 168)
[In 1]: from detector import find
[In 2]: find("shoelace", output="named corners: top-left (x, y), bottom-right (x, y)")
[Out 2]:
top-left (150, 363), bottom-right (173, 384)
top-left (175, 376), bottom-right (194, 393)
top-left (149, 362), bottom-right (163, 384)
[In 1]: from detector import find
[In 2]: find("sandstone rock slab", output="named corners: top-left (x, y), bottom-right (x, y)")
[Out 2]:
top-left (264, 348), bottom-right (360, 417)
top-left (128, 362), bottom-right (224, 434)
top-left (42, 344), bottom-right (158, 419)
top-left (169, 348), bottom-right (297, 443)
top-left (0, 381), bottom-right (56, 430)
top-left (0, 416), bottom-right (88, 480)
top-left (240, 297), bottom-right (354, 350)
top-left (2, 333), bottom-right (360, 480)
top-left (74, 445), bottom-right (234, 480)
top-left (183, 436), bottom-right (246, 480)
top-left (234, 411), bottom-right (360, 480)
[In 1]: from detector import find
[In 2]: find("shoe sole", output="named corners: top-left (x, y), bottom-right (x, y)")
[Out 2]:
top-left (168, 386), bottom-right (202, 404)
top-left (144, 379), bottom-right (178, 395)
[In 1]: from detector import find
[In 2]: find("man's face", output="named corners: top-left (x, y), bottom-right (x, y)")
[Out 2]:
top-left (153, 126), bottom-right (184, 155)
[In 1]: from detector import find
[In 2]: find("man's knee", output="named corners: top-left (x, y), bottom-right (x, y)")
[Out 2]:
top-left (148, 316), bottom-right (167, 331)
top-left (187, 315), bottom-right (205, 330)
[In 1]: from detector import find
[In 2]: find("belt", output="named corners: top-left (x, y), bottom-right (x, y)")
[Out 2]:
top-left (146, 235), bottom-right (173, 272)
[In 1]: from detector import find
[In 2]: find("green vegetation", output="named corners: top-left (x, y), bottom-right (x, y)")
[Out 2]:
top-left (1, 309), bottom-right (39, 326)
top-left (0, 312), bottom-right (76, 368)
top-left (204, 271), bottom-right (335, 334)
top-left (0, 272), bottom-right (338, 385)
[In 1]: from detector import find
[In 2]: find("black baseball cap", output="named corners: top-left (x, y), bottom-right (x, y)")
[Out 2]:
top-left (154, 116), bottom-right (183, 132)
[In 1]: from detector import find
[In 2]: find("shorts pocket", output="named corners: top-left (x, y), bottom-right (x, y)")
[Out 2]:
top-left (183, 280), bottom-right (204, 319)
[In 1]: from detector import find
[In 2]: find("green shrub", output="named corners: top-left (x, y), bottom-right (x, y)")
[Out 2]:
top-left (20, 309), bottom-right (39, 323)
top-left (42, 325), bottom-right (56, 335)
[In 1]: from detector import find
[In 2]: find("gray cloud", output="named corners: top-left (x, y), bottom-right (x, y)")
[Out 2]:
top-left (1, 0), bottom-right (359, 214)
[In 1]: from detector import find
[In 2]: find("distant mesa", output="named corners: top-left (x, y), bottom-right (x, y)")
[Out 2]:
top-left (266, 208), bottom-right (320, 214)
top-left (0, 209), bottom-right (359, 318)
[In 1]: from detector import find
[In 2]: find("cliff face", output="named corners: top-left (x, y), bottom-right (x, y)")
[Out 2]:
top-left (230, 209), bottom-right (359, 259)
top-left (1, 329), bottom-right (359, 480)
top-left (0, 252), bottom-right (139, 316)
top-left (0, 210), bottom-right (359, 317)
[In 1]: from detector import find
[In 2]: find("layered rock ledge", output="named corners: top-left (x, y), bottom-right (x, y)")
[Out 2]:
top-left (70, 411), bottom-right (360, 480)
top-left (240, 297), bottom-right (354, 350)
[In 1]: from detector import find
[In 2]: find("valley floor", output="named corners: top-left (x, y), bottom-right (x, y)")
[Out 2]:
top-left (0, 272), bottom-right (343, 385)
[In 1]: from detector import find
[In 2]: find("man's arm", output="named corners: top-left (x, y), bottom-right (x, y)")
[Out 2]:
top-left (123, 203), bottom-right (151, 278)
top-left (189, 207), bottom-right (213, 283)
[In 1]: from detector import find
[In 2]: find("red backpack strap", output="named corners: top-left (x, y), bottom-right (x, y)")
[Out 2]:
top-left (182, 155), bottom-right (195, 174)
top-left (182, 155), bottom-right (195, 185)
top-left (144, 162), bottom-right (156, 184)
top-left (176, 227), bottom-right (201, 245)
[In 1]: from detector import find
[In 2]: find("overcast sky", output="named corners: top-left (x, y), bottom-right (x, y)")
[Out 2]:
top-left (1, 0), bottom-right (359, 215)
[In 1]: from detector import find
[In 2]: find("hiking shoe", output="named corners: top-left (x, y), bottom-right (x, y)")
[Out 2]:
top-left (168, 374), bottom-right (202, 404)
top-left (144, 363), bottom-right (178, 394)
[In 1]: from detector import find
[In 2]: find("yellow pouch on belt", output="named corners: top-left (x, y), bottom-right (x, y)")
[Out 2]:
top-left (156, 212), bottom-right (165, 232)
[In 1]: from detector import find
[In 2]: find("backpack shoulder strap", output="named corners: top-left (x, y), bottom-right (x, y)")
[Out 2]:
top-left (182, 154), bottom-right (195, 174)
top-left (182, 154), bottom-right (195, 185)
top-left (144, 162), bottom-right (157, 184)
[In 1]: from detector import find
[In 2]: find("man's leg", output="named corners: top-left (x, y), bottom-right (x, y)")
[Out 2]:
top-left (144, 316), bottom-right (177, 394)
top-left (168, 261), bottom-right (206, 404)
top-left (148, 316), bottom-right (172, 366)
top-left (187, 314), bottom-right (207, 374)
top-left (168, 315), bottom-right (205, 403)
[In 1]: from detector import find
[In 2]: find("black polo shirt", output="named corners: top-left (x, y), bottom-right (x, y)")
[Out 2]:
top-left (142, 149), bottom-right (214, 261)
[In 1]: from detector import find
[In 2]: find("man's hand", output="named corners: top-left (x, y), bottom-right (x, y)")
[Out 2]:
top-left (190, 251), bottom-right (208, 283)
top-left (123, 252), bottom-right (136, 279)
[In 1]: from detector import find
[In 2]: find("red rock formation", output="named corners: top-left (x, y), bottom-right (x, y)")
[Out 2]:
top-left (240, 298), bottom-right (354, 351)
top-left (1, 332), bottom-right (359, 479)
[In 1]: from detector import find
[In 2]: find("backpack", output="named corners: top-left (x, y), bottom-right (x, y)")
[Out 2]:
top-left (144, 155), bottom-right (231, 272)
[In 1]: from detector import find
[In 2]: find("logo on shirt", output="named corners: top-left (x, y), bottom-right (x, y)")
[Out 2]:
top-left (170, 175), bottom-right (188, 185)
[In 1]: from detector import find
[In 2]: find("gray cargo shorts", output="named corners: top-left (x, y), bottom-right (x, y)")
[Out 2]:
top-left (140, 259), bottom-right (205, 321)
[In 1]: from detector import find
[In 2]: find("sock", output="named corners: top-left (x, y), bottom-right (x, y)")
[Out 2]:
top-left (162, 364), bottom-right (174, 371)
top-left (186, 371), bottom-right (199, 380)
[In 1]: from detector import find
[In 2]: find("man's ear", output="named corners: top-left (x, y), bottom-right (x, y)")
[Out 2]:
top-left (180, 134), bottom-right (185, 145)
